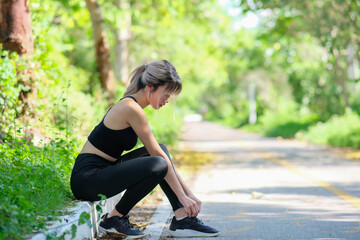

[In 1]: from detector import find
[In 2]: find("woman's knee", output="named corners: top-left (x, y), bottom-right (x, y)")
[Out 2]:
top-left (151, 156), bottom-right (168, 178)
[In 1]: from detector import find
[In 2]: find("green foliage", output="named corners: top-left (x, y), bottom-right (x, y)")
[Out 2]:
top-left (238, 0), bottom-right (360, 116)
top-left (210, 1), bottom-right (360, 150)
top-left (242, 100), bottom-right (318, 138)
top-left (240, 0), bottom-right (360, 56)
top-left (144, 102), bottom-right (183, 145)
top-left (2, 0), bottom-right (359, 238)
top-left (299, 109), bottom-right (360, 149)
top-left (78, 212), bottom-right (92, 228)
top-left (0, 136), bottom-right (78, 239)
top-left (52, 88), bottom-right (108, 137)
top-left (206, 98), bottom-right (251, 128)
top-left (258, 103), bottom-right (317, 138)
top-left (1, 1), bottom-right (194, 238)
top-left (241, 106), bottom-right (360, 150)
top-left (0, 3), bottom-right (107, 237)
top-left (0, 50), bottom-right (30, 137)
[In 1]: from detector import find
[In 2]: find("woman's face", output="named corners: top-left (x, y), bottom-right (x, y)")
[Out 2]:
top-left (148, 85), bottom-right (172, 109)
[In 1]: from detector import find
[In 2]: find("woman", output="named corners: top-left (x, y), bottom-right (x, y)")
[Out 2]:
top-left (70, 60), bottom-right (219, 239)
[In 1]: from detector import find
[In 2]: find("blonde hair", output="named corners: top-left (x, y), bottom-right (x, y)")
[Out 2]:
top-left (124, 60), bottom-right (182, 96)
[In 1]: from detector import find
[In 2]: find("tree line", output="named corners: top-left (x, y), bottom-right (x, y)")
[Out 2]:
top-left (0, 0), bottom-right (359, 139)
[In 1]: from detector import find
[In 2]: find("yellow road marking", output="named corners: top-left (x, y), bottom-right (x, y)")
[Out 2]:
top-left (295, 221), bottom-right (304, 227)
top-left (270, 156), bottom-right (360, 210)
top-left (224, 215), bottom-right (246, 219)
top-left (341, 224), bottom-right (360, 233)
top-left (199, 215), bottom-right (216, 219)
top-left (237, 141), bottom-right (360, 211)
top-left (224, 223), bottom-right (255, 233)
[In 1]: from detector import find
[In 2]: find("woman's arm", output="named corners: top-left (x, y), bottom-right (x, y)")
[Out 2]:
top-left (173, 167), bottom-right (202, 211)
top-left (125, 103), bottom-right (200, 217)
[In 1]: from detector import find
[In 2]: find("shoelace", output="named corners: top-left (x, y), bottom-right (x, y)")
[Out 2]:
top-left (190, 217), bottom-right (204, 225)
top-left (120, 215), bottom-right (134, 229)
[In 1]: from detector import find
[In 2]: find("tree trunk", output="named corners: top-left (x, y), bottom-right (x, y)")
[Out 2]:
top-left (347, 44), bottom-right (359, 80)
top-left (114, 0), bottom-right (131, 85)
top-left (0, 0), bottom-right (33, 55)
top-left (248, 81), bottom-right (257, 124)
top-left (85, 0), bottom-right (115, 101)
top-left (333, 48), bottom-right (351, 110)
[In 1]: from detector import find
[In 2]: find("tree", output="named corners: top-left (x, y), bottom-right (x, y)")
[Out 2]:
top-left (114, 0), bottom-right (131, 85)
top-left (85, 0), bottom-right (115, 102)
top-left (238, 0), bottom-right (360, 113)
top-left (0, 0), bottom-right (33, 54)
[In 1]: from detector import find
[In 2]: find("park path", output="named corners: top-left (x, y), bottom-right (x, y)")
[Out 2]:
top-left (161, 120), bottom-right (360, 240)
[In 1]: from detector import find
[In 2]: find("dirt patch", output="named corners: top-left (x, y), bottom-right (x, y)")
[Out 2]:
top-left (325, 145), bottom-right (360, 162)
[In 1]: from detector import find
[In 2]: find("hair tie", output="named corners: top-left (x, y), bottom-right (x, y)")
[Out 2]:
top-left (144, 62), bottom-right (148, 70)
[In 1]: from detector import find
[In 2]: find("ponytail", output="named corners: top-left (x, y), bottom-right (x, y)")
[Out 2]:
top-left (124, 60), bottom-right (182, 97)
top-left (124, 64), bottom-right (146, 96)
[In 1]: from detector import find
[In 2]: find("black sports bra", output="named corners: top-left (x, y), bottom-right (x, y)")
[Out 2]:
top-left (87, 96), bottom-right (138, 159)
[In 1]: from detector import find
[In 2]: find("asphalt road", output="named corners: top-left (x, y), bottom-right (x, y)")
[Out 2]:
top-left (162, 121), bottom-right (360, 240)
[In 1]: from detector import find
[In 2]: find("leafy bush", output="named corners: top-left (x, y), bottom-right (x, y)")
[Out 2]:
top-left (0, 1), bottom-right (188, 238)
top-left (241, 105), bottom-right (360, 150)
top-left (0, 44), bottom-right (103, 238)
top-left (52, 88), bottom-right (109, 138)
top-left (242, 99), bottom-right (318, 138)
top-left (0, 50), bottom-right (30, 138)
top-left (0, 136), bottom-right (79, 239)
top-left (206, 100), bottom-right (249, 128)
top-left (299, 109), bottom-right (360, 149)
top-left (0, 45), bottom-right (183, 239)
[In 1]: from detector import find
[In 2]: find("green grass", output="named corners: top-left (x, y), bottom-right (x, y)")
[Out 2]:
top-left (262, 121), bottom-right (315, 138)
top-left (241, 106), bottom-right (318, 139)
top-left (0, 137), bottom-right (78, 239)
top-left (0, 107), bottom-right (184, 240)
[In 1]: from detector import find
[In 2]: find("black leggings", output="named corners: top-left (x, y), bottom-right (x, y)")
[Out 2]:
top-left (70, 144), bottom-right (183, 215)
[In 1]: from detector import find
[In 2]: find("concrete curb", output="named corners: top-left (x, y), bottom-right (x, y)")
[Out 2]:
top-left (28, 193), bottom-right (123, 240)
top-left (143, 199), bottom-right (172, 240)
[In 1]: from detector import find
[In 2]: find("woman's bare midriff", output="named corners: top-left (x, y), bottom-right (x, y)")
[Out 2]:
top-left (80, 140), bottom-right (117, 162)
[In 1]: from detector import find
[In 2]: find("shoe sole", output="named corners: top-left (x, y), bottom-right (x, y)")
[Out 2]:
top-left (167, 229), bottom-right (220, 237)
top-left (98, 226), bottom-right (146, 239)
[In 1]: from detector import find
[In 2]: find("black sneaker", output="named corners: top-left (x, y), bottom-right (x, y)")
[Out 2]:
top-left (98, 213), bottom-right (146, 239)
top-left (168, 216), bottom-right (220, 237)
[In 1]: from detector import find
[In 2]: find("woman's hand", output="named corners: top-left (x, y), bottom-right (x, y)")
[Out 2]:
top-left (188, 193), bottom-right (202, 213)
top-left (179, 195), bottom-right (200, 217)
